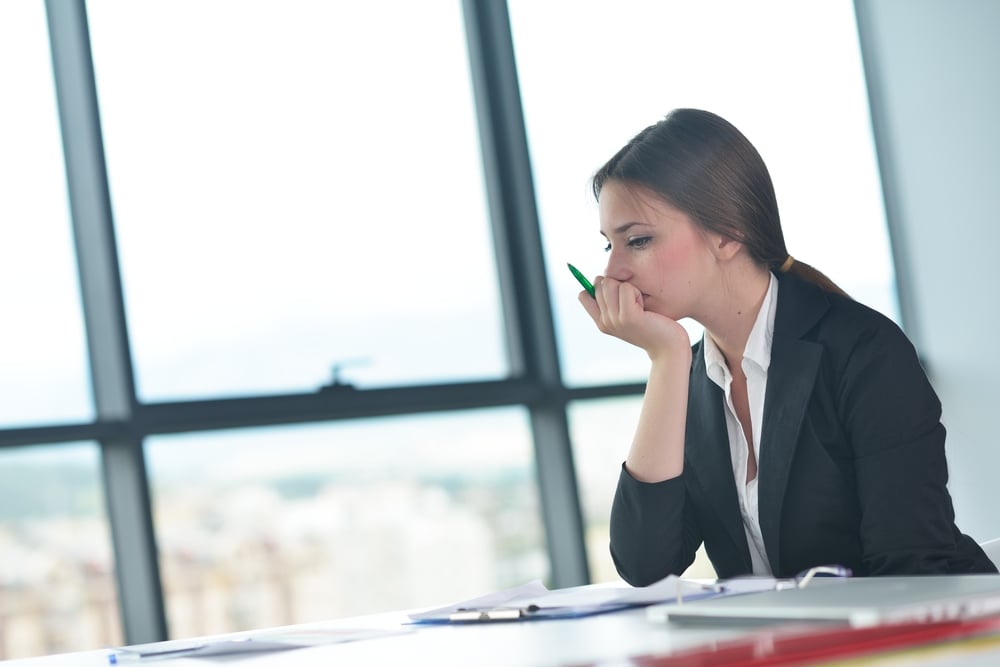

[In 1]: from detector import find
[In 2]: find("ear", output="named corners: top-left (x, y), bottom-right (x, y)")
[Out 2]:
top-left (712, 234), bottom-right (743, 262)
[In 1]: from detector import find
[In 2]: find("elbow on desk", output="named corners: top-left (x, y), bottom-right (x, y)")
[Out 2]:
top-left (610, 544), bottom-right (689, 587)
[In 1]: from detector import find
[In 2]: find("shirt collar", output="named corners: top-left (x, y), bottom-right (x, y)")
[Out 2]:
top-left (703, 273), bottom-right (779, 387)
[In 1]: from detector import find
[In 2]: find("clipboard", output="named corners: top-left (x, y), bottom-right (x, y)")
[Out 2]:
top-left (408, 576), bottom-right (720, 624)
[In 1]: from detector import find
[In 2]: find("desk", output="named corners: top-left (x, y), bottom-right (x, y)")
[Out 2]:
top-left (8, 586), bottom-right (1000, 666)
top-left (0, 607), bottom-right (758, 667)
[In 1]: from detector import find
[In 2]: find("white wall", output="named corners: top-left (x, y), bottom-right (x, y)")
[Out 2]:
top-left (856, 0), bottom-right (1000, 541)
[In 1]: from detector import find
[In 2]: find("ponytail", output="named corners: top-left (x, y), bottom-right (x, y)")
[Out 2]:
top-left (778, 255), bottom-right (850, 298)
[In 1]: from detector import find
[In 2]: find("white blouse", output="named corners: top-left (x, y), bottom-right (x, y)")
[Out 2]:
top-left (702, 273), bottom-right (778, 576)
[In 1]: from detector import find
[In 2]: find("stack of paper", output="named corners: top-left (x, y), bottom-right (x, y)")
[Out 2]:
top-left (409, 575), bottom-right (719, 623)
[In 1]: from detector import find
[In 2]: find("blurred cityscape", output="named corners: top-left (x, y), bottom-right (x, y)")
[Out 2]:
top-left (0, 462), bottom-right (553, 660)
top-left (0, 394), bottom-right (732, 661)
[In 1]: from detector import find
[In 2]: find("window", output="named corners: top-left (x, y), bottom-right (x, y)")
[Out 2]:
top-left (145, 409), bottom-right (544, 637)
top-left (4, 2), bottom-right (903, 655)
top-left (0, 443), bottom-right (119, 659)
top-left (567, 397), bottom-right (640, 582)
top-left (86, 1), bottom-right (505, 401)
top-left (568, 397), bottom-right (716, 581)
top-left (509, 0), bottom-right (897, 387)
top-left (0, 1), bottom-right (92, 428)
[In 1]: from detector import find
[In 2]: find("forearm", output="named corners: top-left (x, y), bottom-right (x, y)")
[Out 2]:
top-left (610, 465), bottom-right (697, 584)
top-left (624, 354), bottom-right (690, 483)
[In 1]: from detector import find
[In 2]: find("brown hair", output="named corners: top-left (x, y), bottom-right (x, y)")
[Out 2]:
top-left (592, 109), bottom-right (847, 297)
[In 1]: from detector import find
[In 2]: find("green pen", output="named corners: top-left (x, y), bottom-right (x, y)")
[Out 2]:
top-left (567, 263), bottom-right (596, 298)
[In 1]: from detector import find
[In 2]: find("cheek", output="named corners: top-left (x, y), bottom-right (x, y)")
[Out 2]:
top-left (661, 244), bottom-right (692, 268)
top-left (648, 239), bottom-right (706, 297)
top-left (655, 242), bottom-right (698, 279)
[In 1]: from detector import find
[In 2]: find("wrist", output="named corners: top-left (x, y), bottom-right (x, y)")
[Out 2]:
top-left (646, 335), bottom-right (693, 366)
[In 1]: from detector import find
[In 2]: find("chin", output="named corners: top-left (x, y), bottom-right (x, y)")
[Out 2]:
top-left (647, 301), bottom-right (685, 322)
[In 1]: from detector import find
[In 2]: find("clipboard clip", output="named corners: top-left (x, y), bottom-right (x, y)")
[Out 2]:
top-left (448, 604), bottom-right (541, 622)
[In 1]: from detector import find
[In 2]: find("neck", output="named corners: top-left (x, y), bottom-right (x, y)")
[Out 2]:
top-left (701, 265), bottom-right (772, 369)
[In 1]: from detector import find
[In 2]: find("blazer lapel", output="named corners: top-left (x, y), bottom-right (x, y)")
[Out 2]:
top-left (757, 273), bottom-right (827, 575)
top-left (685, 346), bottom-right (751, 568)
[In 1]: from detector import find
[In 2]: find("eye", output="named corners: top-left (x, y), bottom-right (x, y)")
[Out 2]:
top-left (603, 241), bottom-right (612, 253)
top-left (627, 236), bottom-right (652, 249)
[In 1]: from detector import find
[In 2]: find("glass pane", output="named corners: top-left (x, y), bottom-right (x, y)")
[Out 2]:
top-left (145, 408), bottom-right (544, 638)
top-left (86, 1), bottom-right (505, 401)
top-left (569, 397), bottom-right (715, 582)
top-left (0, 443), bottom-right (121, 659)
top-left (0, 3), bottom-right (92, 427)
top-left (509, 0), bottom-right (897, 386)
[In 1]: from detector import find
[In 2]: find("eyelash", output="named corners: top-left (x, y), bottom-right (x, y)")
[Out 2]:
top-left (604, 236), bottom-right (652, 252)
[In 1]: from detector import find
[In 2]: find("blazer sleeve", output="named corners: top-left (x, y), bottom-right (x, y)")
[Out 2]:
top-left (837, 313), bottom-right (972, 573)
top-left (609, 463), bottom-right (702, 585)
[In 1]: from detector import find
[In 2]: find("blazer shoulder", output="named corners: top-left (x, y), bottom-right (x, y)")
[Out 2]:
top-left (776, 273), bottom-right (928, 389)
top-left (776, 271), bottom-right (908, 346)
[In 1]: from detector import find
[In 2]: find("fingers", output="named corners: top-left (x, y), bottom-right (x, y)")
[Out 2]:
top-left (589, 277), bottom-right (642, 335)
top-left (593, 276), bottom-right (615, 334)
top-left (577, 275), bottom-right (611, 326)
top-left (613, 280), bottom-right (644, 322)
top-left (576, 275), bottom-right (646, 337)
top-left (578, 289), bottom-right (601, 322)
top-left (576, 276), bottom-right (688, 359)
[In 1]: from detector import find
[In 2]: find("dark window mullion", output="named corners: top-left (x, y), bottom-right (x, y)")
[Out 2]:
top-left (45, 0), bottom-right (167, 644)
top-left (462, 0), bottom-right (589, 587)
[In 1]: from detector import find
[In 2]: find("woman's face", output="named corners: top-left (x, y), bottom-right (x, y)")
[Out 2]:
top-left (598, 181), bottom-right (720, 322)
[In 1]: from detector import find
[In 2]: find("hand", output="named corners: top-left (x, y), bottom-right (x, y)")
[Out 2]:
top-left (578, 276), bottom-right (691, 362)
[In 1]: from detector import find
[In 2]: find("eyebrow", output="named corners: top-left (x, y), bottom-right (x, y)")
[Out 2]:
top-left (600, 221), bottom-right (649, 238)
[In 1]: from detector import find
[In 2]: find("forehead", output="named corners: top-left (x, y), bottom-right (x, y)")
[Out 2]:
top-left (598, 181), bottom-right (691, 235)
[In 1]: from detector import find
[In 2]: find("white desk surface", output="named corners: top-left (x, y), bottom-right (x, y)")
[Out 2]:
top-left (0, 609), bottom-right (746, 667)
top-left (9, 586), bottom-right (1000, 666)
top-left (0, 607), bottom-right (758, 667)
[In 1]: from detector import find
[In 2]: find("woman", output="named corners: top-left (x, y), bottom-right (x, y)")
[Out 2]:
top-left (578, 108), bottom-right (996, 584)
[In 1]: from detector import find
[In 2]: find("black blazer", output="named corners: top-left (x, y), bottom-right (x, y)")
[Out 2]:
top-left (610, 272), bottom-right (996, 584)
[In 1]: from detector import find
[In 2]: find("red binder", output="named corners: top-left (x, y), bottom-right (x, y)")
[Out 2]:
top-left (615, 615), bottom-right (1000, 666)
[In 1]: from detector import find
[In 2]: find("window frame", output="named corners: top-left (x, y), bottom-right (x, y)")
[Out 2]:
top-left (0, 0), bottom-right (632, 644)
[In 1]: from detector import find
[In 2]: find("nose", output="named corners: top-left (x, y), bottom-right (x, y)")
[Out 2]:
top-left (604, 248), bottom-right (633, 282)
